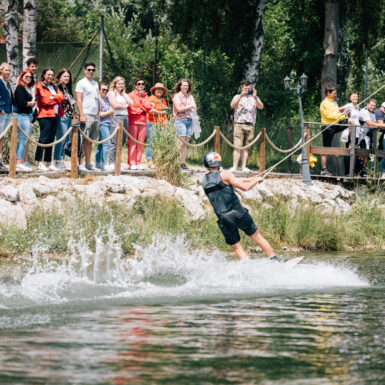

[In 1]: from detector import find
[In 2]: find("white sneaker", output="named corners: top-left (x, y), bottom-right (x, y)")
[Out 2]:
top-left (104, 164), bottom-right (115, 172)
top-left (229, 167), bottom-right (237, 172)
top-left (16, 164), bottom-right (32, 172)
top-left (381, 172), bottom-right (385, 180)
top-left (48, 164), bottom-right (57, 171)
top-left (22, 162), bottom-right (35, 171)
top-left (55, 161), bottom-right (68, 170)
top-left (137, 164), bottom-right (146, 170)
top-left (130, 165), bottom-right (138, 170)
top-left (78, 164), bottom-right (87, 172)
top-left (37, 164), bottom-right (49, 171)
top-left (241, 167), bottom-right (251, 173)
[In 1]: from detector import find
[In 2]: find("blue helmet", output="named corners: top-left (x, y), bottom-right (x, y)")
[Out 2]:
top-left (204, 152), bottom-right (222, 168)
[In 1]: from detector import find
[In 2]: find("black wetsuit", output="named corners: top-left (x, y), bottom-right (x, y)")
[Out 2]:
top-left (202, 170), bottom-right (257, 245)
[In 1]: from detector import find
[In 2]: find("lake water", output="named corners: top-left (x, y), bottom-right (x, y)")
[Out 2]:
top-left (0, 235), bottom-right (384, 385)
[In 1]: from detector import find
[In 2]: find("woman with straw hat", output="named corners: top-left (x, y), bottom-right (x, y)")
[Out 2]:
top-left (146, 82), bottom-right (168, 168)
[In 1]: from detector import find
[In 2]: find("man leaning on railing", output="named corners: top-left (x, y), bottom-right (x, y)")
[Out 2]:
top-left (319, 85), bottom-right (347, 176)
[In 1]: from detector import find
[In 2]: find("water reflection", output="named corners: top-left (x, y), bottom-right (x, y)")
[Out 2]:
top-left (0, 249), bottom-right (384, 384)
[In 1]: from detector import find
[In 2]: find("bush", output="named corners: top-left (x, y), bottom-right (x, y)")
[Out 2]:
top-left (152, 121), bottom-right (183, 186)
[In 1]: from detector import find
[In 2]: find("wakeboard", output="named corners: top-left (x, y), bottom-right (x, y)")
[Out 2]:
top-left (285, 256), bottom-right (304, 266)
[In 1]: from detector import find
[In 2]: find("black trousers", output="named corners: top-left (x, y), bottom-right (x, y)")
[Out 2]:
top-left (35, 116), bottom-right (59, 162)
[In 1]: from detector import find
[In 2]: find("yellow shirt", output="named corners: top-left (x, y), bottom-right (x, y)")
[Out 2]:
top-left (320, 98), bottom-right (345, 124)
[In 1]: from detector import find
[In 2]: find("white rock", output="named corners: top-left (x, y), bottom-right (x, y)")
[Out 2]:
top-left (0, 199), bottom-right (27, 229)
top-left (0, 185), bottom-right (19, 202)
top-left (102, 175), bottom-right (126, 194)
top-left (175, 187), bottom-right (206, 220)
top-left (32, 183), bottom-right (52, 197)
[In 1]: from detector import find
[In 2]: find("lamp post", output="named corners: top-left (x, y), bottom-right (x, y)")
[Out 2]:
top-left (284, 73), bottom-right (312, 186)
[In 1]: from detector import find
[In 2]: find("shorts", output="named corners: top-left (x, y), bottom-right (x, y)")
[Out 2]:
top-left (322, 123), bottom-right (346, 147)
top-left (174, 117), bottom-right (192, 137)
top-left (217, 206), bottom-right (258, 245)
top-left (234, 123), bottom-right (254, 148)
top-left (83, 114), bottom-right (100, 141)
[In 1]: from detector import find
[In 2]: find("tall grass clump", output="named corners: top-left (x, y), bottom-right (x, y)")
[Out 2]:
top-left (152, 122), bottom-right (183, 186)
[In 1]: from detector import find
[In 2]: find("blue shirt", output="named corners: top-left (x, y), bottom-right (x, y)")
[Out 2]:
top-left (374, 108), bottom-right (385, 122)
top-left (0, 78), bottom-right (14, 113)
top-left (99, 96), bottom-right (112, 125)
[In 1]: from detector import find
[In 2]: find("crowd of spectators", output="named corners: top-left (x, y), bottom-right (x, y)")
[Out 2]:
top-left (0, 59), bottom-right (195, 172)
top-left (1, 58), bottom-right (385, 179)
top-left (320, 85), bottom-right (385, 179)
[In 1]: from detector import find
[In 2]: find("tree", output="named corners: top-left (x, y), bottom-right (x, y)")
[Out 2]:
top-left (321, 0), bottom-right (339, 95)
top-left (243, 0), bottom-right (269, 86)
top-left (22, 0), bottom-right (37, 67)
top-left (1, 0), bottom-right (21, 86)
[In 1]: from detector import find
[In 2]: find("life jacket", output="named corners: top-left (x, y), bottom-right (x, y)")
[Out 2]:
top-left (202, 170), bottom-right (240, 216)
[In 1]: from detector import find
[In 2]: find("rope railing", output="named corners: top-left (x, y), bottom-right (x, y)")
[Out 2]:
top-left (122, 126), bottom-right (151, 147)
top-left (176, 129), bottom-right (216, 147)
top-left (0, 123), bottom-right (12, 140)
top-left (219, 130), bottom-right (262, 150)
top-left (17, 122), bottom-right (74, 147)
top-left (78, 124), bottom-right (119, 145)
top-left (265, 132), bottom-right (302, 153)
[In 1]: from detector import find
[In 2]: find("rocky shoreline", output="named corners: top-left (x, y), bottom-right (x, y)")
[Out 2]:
top-left (0, 173), bottom-right (356, 230)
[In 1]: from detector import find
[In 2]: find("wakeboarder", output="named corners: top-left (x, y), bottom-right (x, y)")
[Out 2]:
top-left (202, 152), bottom-right (280, 261)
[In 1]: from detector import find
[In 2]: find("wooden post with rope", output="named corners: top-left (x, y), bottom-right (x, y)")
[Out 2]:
top-left (114, 121), bottom-right (123, 176)
top-left (349, 125), bottom-right (356, 178)
top-left (259, 127), bottom-right (266, 173)
top-left (214, 126), bottom-right (221, 155)
top-left (8, 117), bottom-right (18, 178)
top-left (71, 124), bottom-right (78, 179)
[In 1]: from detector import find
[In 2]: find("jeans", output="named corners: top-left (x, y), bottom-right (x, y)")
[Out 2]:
top-left (145, 121), bottom-right (162, 160)
top-left (0, 112), bottom-right (12, 134)
top-left (35, 116), bottom-right (59, 162)
top-left (108, 115), bottom-right (128, 164)
top-left (95, 123), bottom-right (111, 166)
top-left (16, 113), bottom-right (33, 159)
top-left (54, 116), bottom-right (72, 162)
top-left (382, 136), bottom-right (385, 173)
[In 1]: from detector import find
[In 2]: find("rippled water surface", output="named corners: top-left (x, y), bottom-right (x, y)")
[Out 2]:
top-left (0, 236), bottom-right (384, 384)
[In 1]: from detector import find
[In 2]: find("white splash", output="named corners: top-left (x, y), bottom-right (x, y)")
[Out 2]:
top-left (0, 230), bottom-right (369, 309)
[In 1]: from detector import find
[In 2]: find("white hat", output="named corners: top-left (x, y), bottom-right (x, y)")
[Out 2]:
top-left (381, 102), bottom-right (385, 108)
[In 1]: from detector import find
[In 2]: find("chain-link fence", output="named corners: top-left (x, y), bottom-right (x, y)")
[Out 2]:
top-left (0, 42), bottom-right (99, 84)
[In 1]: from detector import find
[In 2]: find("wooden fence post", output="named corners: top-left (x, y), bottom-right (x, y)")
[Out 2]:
top-left (71, 125), bottom-right (78, 179)
top-left (287, 126), bottom-right (292, 173)
top-left (114, 121), bottom-right (123, 176)
top-left (8, 117), bottom-right (18, 178)
top-left (349, 125), bottom-right (356, 178)
top-left (214, 126), bottom-right (220, 155)
top-left (259, 127), bottom-right (266, 173)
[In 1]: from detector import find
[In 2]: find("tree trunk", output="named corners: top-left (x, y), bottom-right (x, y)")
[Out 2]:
top-left (321, 0), bottom-right (339, 96)
top-left (243, 0), bottom-right (268, 87)
top-left (2, 0), bottom-right (21, 87)
top-left (22, 0), bottom-right (37, 68)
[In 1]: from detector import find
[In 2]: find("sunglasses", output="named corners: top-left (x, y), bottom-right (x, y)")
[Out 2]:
top-left (87, 68), bottom-right (96, 72)
top-left (136, 82), bottom-right (145, 86)
top-left (101, 88), bottom-right (108, 92)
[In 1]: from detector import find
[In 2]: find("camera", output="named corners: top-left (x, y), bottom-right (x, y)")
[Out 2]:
top-left (247, 90), bottom-right (253, 95)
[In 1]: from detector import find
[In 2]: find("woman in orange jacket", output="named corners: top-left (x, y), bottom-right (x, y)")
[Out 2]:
top-left (35, 67), bottom-right (64, 171)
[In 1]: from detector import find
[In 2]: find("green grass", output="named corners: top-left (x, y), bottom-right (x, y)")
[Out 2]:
top-left (1, 189), bottom-right (385, 259)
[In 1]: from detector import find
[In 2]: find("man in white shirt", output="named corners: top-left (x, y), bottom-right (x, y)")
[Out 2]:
top-left (359, 98), bottom-right (385, 177)
top-left (75, 62), bottom-right (100, 170)
top-left (230, 80), bottom-right (263, 173)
